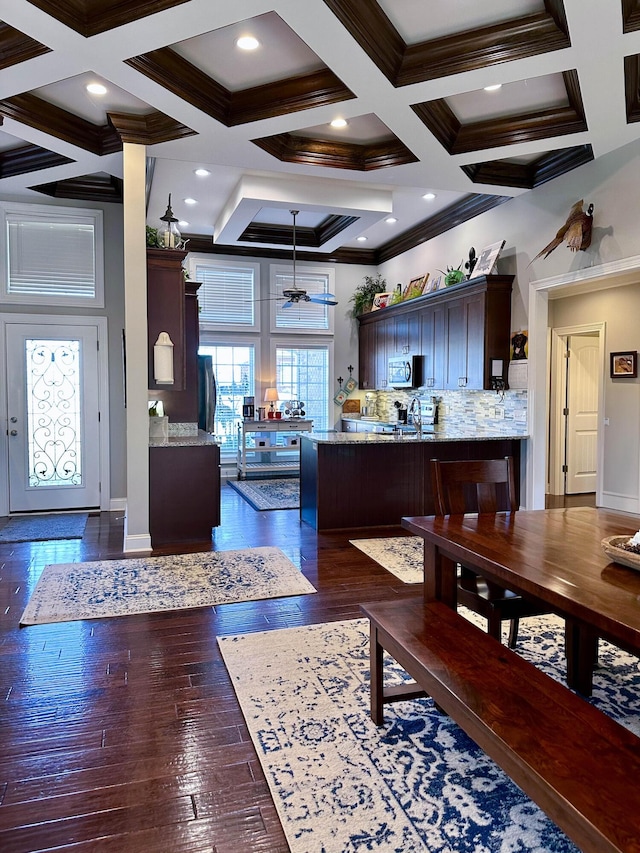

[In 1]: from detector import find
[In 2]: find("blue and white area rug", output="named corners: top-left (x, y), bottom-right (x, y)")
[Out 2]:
top-left (229, 477), bottom-right (299, 510)
top-left (20, 546), bottom-right (316, 626)
top-left (350, 535), bottom-right (423, 582)
top-left (0, 512), bottom-right (88, 543)
top-left (219, 614), bottom-right (640, 853)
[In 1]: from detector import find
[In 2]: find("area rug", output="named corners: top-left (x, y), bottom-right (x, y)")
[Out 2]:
top-left (20, 546), bottom-right (316, 626)
top-left (350, 535), bottom-right (423, 583)
top-left (0, 512), bottom-right (88, 543)
top-left (219, 612), bottom-right (640, 853)
top-left (228, 477), bottom-right (299, 510)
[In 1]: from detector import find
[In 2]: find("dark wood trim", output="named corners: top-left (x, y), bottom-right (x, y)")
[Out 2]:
top-left (461, 145), bottom-right (593, 189)
top-left (31, 173), bottom-right (123, 203)
top-left (127, 48), bottom-right (354, 127)
top-left (0, 144), bottom-right (73, 179)
top-left (622, 0), bottom-right (640, 33)
top-left (412, 69), bottom-right (587, 155)
top-left (0, 93), bottom-right (119, 155)
top-left (624, 53), bottom-right (640, 122)
top-left (252, 131), bottom-right (416, 171)
top-left (183, 194), bottom-right (511, 266)
top-left (239, 215), bottom-right (358, 248)
top-left (107, 111), bottom-right (196, 145)
top-left (24, 0), bottom-right (191, 37)
top-left (375, 194), bottom-right (510, 265)
top-left (0, 22), bottom-right (50, 70)
top-left (323, 0), bottom-right (570, 87)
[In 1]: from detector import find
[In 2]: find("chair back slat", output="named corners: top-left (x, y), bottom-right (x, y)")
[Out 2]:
top-left (431, 457), bottom-right (517, 516)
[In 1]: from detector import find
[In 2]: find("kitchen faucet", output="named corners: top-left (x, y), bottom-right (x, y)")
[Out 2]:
top-left (409, 397), bottom-right (422, 437)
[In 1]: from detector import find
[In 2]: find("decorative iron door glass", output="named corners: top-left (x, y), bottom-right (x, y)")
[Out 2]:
top-left (6, 323), bottom-right (101, 511)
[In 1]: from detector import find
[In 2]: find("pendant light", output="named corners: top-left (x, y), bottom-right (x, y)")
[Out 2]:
top-left (159, 193), bottom-right (181, 248)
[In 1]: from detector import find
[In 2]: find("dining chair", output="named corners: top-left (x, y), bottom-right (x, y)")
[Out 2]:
top-left (430, 456), bottom-right (549, 648)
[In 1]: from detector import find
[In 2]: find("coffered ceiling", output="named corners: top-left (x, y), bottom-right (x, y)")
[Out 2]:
top-left (2, 0), bottom-right (640, 263)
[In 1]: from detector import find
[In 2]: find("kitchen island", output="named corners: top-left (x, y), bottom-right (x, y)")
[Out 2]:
top-left (300, 430), bottom-right (527, 531)
top-left (149, 431), bottom-right (221, 547)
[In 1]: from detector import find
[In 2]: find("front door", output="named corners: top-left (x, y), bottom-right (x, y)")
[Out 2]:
top-left (5, 321), bottom-right (101, 512)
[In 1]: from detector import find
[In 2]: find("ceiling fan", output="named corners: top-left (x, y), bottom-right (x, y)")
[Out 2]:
top-left (279, 210), bottom-right (338, 308)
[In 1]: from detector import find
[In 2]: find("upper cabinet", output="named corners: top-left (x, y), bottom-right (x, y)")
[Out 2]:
top-left (358, 275), bottom-right (513, 392)
top-left (147, 248), bottom-right (188, 392)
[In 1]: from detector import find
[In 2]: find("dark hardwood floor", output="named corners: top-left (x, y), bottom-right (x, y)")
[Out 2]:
top-left (0, 484), bottom-right (419, 853)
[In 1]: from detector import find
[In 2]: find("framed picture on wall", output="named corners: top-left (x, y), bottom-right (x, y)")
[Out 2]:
top-left (610, 350), bottom-right (637, 378)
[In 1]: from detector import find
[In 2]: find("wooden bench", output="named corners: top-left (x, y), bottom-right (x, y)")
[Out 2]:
top-left (361, 598), bottom-right (640, 853)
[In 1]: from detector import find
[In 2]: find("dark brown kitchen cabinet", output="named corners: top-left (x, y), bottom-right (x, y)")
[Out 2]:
top-left (358, 275), bottom-right (512, 391)
top-left (147, 247), bottom-right (188, 391)
top-left (358, 321), bottom-right (376, 389)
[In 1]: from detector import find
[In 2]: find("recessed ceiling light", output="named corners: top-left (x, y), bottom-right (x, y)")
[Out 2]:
top-left (236, 35), bottom-right (259, 50)
top-left (484, 84), bottom-right (502, 92)
top-left (194, 168), bottom-right (210, 177)
top-left (86, 83), bottom-right (107, 95)
top-left (178, 221), bottom-right (189, 228)
top-left (356, 236), bottom-right (368, 242)
top-left (385, 217), bottom-right (397, 224)
top-left (422, 192), bottom-right (436, 200)
top-left (183, 198), bottom-right (197, 205)
top-left (330, 118), bottom-right (348, 129)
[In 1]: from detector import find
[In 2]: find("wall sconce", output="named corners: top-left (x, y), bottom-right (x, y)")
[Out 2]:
top-left (159, 193), bottom-right (181, 248)
top-left (154, 332), bottom-right (174, 384)
top-left (264, 387), bottom-right (279, 417)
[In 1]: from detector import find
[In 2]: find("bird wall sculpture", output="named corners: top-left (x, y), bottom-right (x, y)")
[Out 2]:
top-left (531, 200), bottom-right (594, 263)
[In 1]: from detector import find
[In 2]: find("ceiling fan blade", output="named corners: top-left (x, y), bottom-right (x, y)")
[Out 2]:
top-left (309, 295), bottom-right (338, 306)
top-left (282, 300), bottom-right (294, 308)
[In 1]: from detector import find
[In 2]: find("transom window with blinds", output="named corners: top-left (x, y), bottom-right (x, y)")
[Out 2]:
top-left (270, 264), bottom-right (335, 333)
top-left (0, 202), bottom-right (104, 307)
top-left (191, 259), bottom-right (260, 331)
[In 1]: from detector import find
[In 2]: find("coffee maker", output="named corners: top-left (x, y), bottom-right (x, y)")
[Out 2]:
top-left (242, 396), bottom-right (255, 420)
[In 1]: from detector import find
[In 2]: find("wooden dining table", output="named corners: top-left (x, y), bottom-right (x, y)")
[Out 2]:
top-left (402, 506), bottom-right (640, 696)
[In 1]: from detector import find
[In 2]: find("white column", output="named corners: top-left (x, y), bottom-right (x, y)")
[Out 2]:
top-left (122, 143), bottom-right (152, 551)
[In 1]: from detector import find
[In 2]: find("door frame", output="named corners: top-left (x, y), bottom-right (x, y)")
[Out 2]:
top-left (0, 313), bottom-right (111, 516)
top-left (548, 323), bottom-right (605, 501)
top-left (528, 254), bottom-right (640, 509)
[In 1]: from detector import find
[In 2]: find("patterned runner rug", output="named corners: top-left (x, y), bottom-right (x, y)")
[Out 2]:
top-left (350, 535), bottom-right (423, 582)
top-left (219, 614), bottom-right (640, 853)
top-left (0, 513), bottom-right (88, 543)
top-left (20, 546), bottom-right (315, 625)
top-left (228, 477), bottom-right (299, 510)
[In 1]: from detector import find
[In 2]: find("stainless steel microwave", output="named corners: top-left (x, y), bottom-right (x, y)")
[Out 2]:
top-left (388, 355), bottom-right (424, 388)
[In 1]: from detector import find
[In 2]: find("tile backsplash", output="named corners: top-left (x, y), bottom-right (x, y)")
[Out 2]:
top-left (369, 389), bottom-right (528, 434)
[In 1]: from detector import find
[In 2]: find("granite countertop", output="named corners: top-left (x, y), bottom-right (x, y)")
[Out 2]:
top-left (149, 430), bottom-right (220, 448)
top-left (304, 429), bottom-right (529, 445)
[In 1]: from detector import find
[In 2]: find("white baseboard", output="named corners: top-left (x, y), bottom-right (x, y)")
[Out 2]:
top-left (109, 497), bottom-right (127, 512)
top-left (600, 491), bottom-right (640, 514)
top-left (123, 533), bottom-right (152, 552)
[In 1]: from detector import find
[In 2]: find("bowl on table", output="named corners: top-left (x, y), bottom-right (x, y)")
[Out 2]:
top-left (601, 536), bottom-right (640, 571)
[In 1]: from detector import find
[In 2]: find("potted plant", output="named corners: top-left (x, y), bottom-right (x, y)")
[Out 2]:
top-left (349, 273), bottom-right (387, 316)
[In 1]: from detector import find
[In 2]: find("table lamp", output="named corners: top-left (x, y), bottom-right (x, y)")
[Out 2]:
top-left (264, 387), bottom-right (279, 417)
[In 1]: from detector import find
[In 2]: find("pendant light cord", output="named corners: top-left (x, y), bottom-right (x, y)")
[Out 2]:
top-left (291, 209), bottom-right (298, 289)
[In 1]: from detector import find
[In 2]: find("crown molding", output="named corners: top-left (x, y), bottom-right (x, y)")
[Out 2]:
top-left (462, 145), bottom-right (593, 189)
top-left (24, 0), bottom-right (191, 37)
top-left (252, 132), bottom-right (417, 171)
top-left (0, 22), bottom-right (50, 69)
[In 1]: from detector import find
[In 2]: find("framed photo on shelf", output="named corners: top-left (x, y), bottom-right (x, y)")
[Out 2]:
top-left (610, 350), bottom-right (637, 378)
top-left (402, 275), bottom-right (427, 299)
top-left (470, 239), bottom-right (506, 278)
top-left (371, 291), bottom-right (391, 311)
top-left (424, 275), bottom-right (440, 294)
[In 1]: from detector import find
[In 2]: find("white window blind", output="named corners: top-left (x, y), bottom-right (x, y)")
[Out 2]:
top-left (1, 203), bottom-right (103, 307)
top-left (272, 266), bottom-right (334, 331)
top-left (194, 261), bottom-right (257, 328)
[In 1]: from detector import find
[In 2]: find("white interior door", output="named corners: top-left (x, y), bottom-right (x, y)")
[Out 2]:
top-left (6, 322), bottom-right (101, 511)
top-left (566, 334), bottom-right (599, 494)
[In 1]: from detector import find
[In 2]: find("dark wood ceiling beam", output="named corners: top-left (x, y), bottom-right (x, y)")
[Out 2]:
top-left (317, 214), bottom-right (358, 243)
top-left (252, 132), bottom-right (416, 171)
top-left (0, 93), bottom-right (109, 154)
top-left (31, 173), bottom-right (123, 202)
top-left (413, 70), bottom-right (587, 155)
top-left (461, 145), bottom-right (593, 189)
top-left (127, 49), bottom-right (353, 127)
top-left (24, 0), bottom-right (191, 37)
top-left (182, 231), bottom-right (378, 265)
top-left (624, 53), bottom-right (640, 122)
top-left (322, 0), bottom-right (569, 88)
top-left (0, 22), bottom-right (50, 69)
top-left (108, 110), bottom-right (196, 145)
top-left (0, 144), bottom-right (73, 178)
top-left (622, 0), bottom-right (640, 33)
